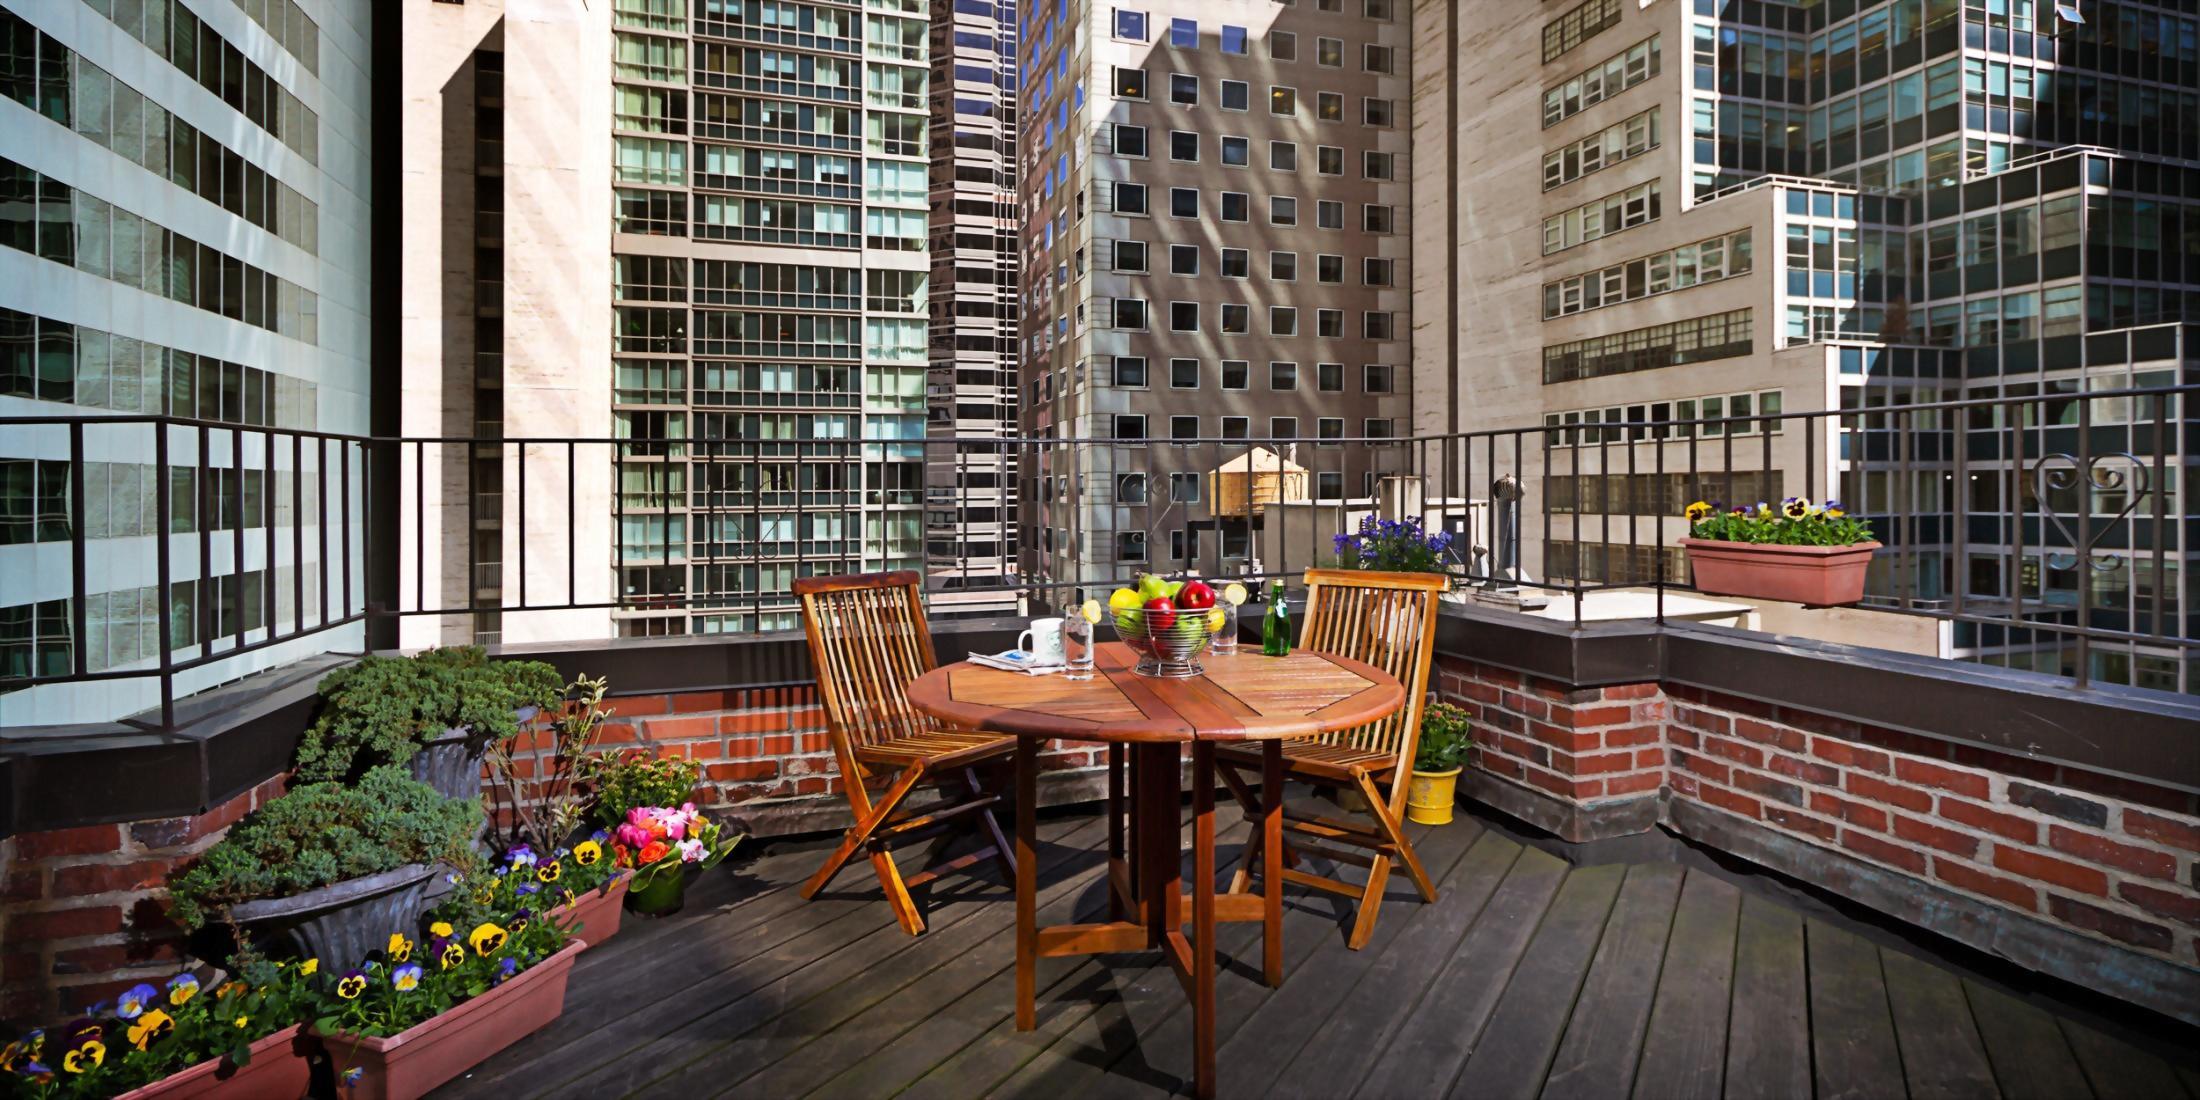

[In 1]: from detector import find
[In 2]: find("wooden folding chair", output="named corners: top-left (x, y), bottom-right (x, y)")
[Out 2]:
top-left (1214, 568), bottom-right (1448, 949)
top-left (794, 571), bottom-right (1017, 934)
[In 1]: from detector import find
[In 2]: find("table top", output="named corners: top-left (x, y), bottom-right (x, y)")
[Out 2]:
top-left (906, 642), bottom-right (1406, 744)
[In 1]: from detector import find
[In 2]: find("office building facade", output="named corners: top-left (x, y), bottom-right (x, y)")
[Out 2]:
top-left (2, 0), bottom-right (374, 723)
top-left (1018, 0), bottom-right (1414, 591)
top-left (1413, 0), bottom-right (2197, 693)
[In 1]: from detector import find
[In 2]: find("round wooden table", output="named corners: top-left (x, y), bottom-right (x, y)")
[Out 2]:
top-left (906, 641), bottom-right (1406, 1099)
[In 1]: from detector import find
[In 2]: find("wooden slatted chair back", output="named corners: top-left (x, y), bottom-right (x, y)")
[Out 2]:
top-left (794, 571), bottom-right (941, 754)
top-left (1296, 569), bottom-right (1450, 789)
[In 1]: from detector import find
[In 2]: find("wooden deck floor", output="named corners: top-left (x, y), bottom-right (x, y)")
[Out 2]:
top-left (440, 803), bottom-right (2200, 1099)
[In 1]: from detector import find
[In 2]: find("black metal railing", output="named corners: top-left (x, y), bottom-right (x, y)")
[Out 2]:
top-left (0, 382), bottom-right (2191, 727)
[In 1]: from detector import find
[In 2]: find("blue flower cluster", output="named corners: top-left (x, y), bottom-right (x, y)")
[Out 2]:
top-left (1332, 515), bottom-right (1453, 573)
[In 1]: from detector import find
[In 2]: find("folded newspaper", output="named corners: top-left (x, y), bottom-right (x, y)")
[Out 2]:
top-left (968, 650), bottom-right (1066, 675)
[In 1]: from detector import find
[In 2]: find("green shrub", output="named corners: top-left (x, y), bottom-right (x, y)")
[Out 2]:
top-left (165, 766), bottom-right (481, 932)
top-left (586, 752), bottom-right (701, 827)
top-left (293, 646), bottom-right (565, 784)
top-left (1415, 702), bottom-right (1473, 773)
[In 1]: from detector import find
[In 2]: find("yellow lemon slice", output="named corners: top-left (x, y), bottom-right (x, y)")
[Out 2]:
top-left (1205, 608), bottom-right (1226, 632)
top-left (1222, 582), bottom-right (1248, 606)
top-left (1080, 600), bottom-right (1103, 624)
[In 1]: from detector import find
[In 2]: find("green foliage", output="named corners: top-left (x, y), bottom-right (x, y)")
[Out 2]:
top-left (292, 647), bottom-right (565, 784)
top-left (1415, 702), bottom-right (1473, 773)
top-left (484, 675), bottom-right (613, 855)
top-left (0, 963), bottom-right (312, 1098)
top-left (164, 767), bottom-right (481, 932)
top-left (585, 752), bottom-right (701, 828)
top-left (1684, 497), bottom-right (1874, 547)
top-left (306, 907), bottom-right (570, 1043)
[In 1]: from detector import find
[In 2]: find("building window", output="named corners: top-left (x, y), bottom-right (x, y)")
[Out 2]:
top-left (1364, 418), bottom-right (1395, 442)
top-left (1170, 301), bottom-right (1200, 332)
top-left (1365, 312), bottom-right (1395, 340)
top-left (1269, 31), bottom-right (1296, 60)
top-left (1271, 416), bottom-right (1300, 439)
top-left (1222, 136), bottom-right (1249, 166)
top-left (1222, 24), bottom-right (1248, 53)
top-left (1113, 239), bottom-right (1149, 273)
top-left (1114, 9), bottom-right (1148, 41)
top-left (1365, 205), bottom-right (1395, 233)
top-left (1222, 360), bottom-right (1250, 389)
top-left (1270, 141), bottom-right (1297, 171)
top-left (1542, 36), bottom-right (1660, 129)
top-left (1115, 67), bottom-right (1148, 98)
top-left (1221, 80), bottom-right (1249, 111)
top-left (1113, 355), bottom-right (1149, 387)
top-left (1541, 181), bottom-right (1660, 254)
top-left (1272, 252), bottom-right (1298, 281)
top-left (1170, 73), bottom-right (1199, 105)
top-left (1318, 417), bottom-right (1344, 446)
top-left (1364, 152), bottom-right (1395, 180)
top-left (1119, 472), bottom-right (1150, 502)
top-left (1112, 298), bottom-right (1149, 330)
top-left (1318, 363), bottom-right (1345, 392)
top-left (1115, 124), bottom-right (1149, 157)
top-left (1270, 361), bottom-right (1298, 390)
top-left (1542, 106), bottom-right (1660, 191)
top-left (1317, 92), bottom-right (1343, 121)
top-left (1113, 413), bottom-right (1148, 440)
top-left (1222, 416), bottom-right (1249, 440)
top-left (1170, 415), bottom-right (1200, 441)
top-left (1364, 44), bottom-right (1395, 73)
top-left (1271, 307), bottom-right (1298, 336)
top-left (1318, 255), bottom-right (1344, 283)
top-left (1271, 86), bottom-right (1296, 115)
top-left (1317, 471), bottom-right (1344, 499)
top-left (1170, 358), bottom-right (1200, 387)
top-left (1364, 258), bottom-right (1393, 286)
top-left (1222, 192), bottom-right (1249, 221)
top-left (1365, 98), bottom-right (1394, 127)
top-left (1318, 37), bottom-right (1344, 67)
top-left (1541, 309), bottom-right (1754, 384)
top-left (1171, 131), bottom-right (1200, 161)
top-left (1118, 531), bottom-right (1148, 562)
top-left (1270, 196), bottom-right (1297, 226)
top-left (1115, 182), bottom-right (1149, 214)
top-left (1364, 364), bottom-right (1394, 393)
top-left (1540, 229), bottom-right (1752, 320)
top-left (1171, 244), bottom-right (1200, 275)
top-left (1318, 200), bottom-right (1344, 229)
top-left (1317, 308), bottom-right (1342, 336)
top-left (1317, 146), bottom-right (1343, 175)
top-left (1169, 187), bottom-right (1198, 217)
top-left (1171, 472), bottom-right (1201, 502)
top-left (1542, 0), bottom-right (1621, 63)
top-left (1170, 17), bottom-right (1198, 47)
top-left (1221, 248), bottom-right (1249, 278)
top-left (1221, 304), bottom-right (1250, 332)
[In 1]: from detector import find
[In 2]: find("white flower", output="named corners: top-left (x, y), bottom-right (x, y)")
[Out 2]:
top-left (677, 838), bottom-right (705, 862)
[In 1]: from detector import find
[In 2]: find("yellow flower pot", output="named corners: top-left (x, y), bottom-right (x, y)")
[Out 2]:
top-left (1405, 767), bottom-right (1462, 825)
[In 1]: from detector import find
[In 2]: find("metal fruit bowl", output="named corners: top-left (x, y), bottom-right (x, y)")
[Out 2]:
top-left (1109, 607), bottom-right (1220, 678)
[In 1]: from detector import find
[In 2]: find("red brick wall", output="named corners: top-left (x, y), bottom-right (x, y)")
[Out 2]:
top-left (0, 776), bottom-right (286, 1023)
top-left (1435, 658), bottom-right (2200, 972)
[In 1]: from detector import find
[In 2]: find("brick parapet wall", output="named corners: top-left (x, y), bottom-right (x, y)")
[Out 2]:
top-left (0, 776), bottom-right (286, 1022)
top-left (1435, 657), bottom-right (2200, 975)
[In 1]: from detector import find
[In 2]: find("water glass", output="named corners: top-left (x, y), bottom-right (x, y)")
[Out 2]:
top-left (1062, 614), bottom-right (1095, 680)
top-left (1209, 603), bottom-right (1238, 656)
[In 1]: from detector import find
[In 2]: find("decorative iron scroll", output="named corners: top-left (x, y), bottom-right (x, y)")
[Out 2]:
top-left (2031, 453), bottom-right (2151, 573)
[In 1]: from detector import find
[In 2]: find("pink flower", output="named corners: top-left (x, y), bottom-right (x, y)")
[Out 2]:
top-left (677, 838), bottom-right (705, 862)
top-left (615, 821), bottom-right (653, 849)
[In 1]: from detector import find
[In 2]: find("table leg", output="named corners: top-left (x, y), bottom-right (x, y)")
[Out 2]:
top-left (1262, 740), bottom-right (1284, 987)
top-left (1192, 742), bottom-right (1218, 1100)
top-left (1107, 743), bottom-right (1127, 921)
top-left (1014, 737), bottom-right (1037, 1031)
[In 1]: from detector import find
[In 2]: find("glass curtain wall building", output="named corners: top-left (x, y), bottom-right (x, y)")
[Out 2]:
top-left (1, 0), bottom-right (372, 724)
top-left (609, 0), bottom-right (934, 637)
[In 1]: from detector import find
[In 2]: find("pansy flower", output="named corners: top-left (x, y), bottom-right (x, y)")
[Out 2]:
top-left (1685, 501), bottom-right (1714, 522)
top-left (507, 844), bottom-right (538, 869)
top-left (1782, 497), bottom-right (1811, 519)
top-left (127, 1009), bottom-right (175, 1051)
top-left (469, 922), bottom-right (509, 956)
top-left (342, 1065), bottom-right (364, 1089)
top-left (116, 983), bottom-right (157, 1020)
top-left (438, 938), bottom-right (465, 970)
top-left (335, 970), bottom-right (368, 1000)
top-left (429, 921), bottom-right (454, 939)
top-left (60, 1040), bottom-right (103, 1074)
top-left (18, 1061), bottom-right (52, 1085)
top-left (387, 933), bottom-right (413, 962)
top-left (536, 860), bottom-right (562, 884)
top-left (510, 909), bottom-right (533, 934)
top-left (234, 1015), bottom-right (251, 1029)
top-left (166, 973), bottom-right (200, 1006)
top-left (516, 883), bottom-right (540, 896)
top-left (391, 963), bottom-right (423, 992)
top-left (492, 957), bottom-right (519, 987)
top-left (0, 1031), bottom-right (41, 1074)
top-left (299, 958), bottom-right (319, 977)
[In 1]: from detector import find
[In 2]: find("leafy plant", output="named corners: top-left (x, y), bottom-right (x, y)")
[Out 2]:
top-left (1415, 702), bottom-right (1473, 773)
top-left (484, 675), bottom-right (614, 854)
top-left (293, 647), bottom-right (565, 784)
top-left (585, 752), bottom-right (700, 828)
top-left (1684, 498), bottom-right (1874, 547)
top-left (165, 767), bottom-right (481, 933)
top-left (1332, 515), bottom-right (1456, 574)
top-left (426, 836), bottom-right (627, 944)
top-left (0, 964), bottom-right (312, 1098)
top-left (611, 804), bottom-right (742, 892)
top-left (307, 908), bottom-right (570, 1044)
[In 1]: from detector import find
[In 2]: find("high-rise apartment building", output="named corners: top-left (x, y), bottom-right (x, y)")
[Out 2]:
top-left (1019, 0), bottom-right (1414, 590)
top-left (1414, 0), bottom-right (2197, 693)
top-left (2, 0), bottom-right (375, 723)
top-left (925, 0), bottom-right (1021, 617)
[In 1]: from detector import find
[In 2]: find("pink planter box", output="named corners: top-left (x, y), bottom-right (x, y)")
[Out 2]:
top-left (315, 940), bottom-right (585, 1100)
top-left (1681, 538), bottom-right (1882, 606)
top-left (548, 872), bottom-right (631, 949)
top-left (115, 1024), bottom-right (313, 1100)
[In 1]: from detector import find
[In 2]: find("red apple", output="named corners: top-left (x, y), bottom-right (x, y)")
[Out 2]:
top-left (1142, 597), bottom-right (1178, 631)
top-left (1177, 580), bottom-right (1217, 610)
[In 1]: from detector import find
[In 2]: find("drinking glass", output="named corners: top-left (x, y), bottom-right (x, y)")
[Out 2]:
top-left (1062, 614), bottom-right (1095, 680)
top-left (1209, 603), bottom-right (1238, 656)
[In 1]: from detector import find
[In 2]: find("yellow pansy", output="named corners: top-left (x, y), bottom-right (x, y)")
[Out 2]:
top-left (468, 922), bottom-right (509, 956)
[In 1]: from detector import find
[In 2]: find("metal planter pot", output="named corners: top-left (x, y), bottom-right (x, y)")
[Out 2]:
top-left (410, 728), bottom-right (489, 803)
top-left (227, 863), bottom-right (438, 966)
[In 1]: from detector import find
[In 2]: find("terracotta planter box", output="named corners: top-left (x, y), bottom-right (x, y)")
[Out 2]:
top-left (548, 872), bottom-right (631, 948)
top-left (115, 1024), bottom-right (312, 1100)
top-left (315, 940), bottom-right (584, 1100)
top-left (1681, 538), bottom-right (1881, 606)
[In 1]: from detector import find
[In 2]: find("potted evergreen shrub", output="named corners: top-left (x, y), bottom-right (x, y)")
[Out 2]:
top-left (296, 646), bottom-right (565, 801)
top-left (1405, 702), bottom-right (1472, 825)
top-left (1678, 498), bottom-right (1881, 606)
top-left (165, 767), bottom-right (481, 967)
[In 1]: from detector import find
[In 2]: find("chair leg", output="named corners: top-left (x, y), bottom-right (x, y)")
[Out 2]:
top-left (872, 847), bottom-right (925, 934)
top-left (1353, 771), bottom-right (1437, 902)
top-left (803, 765), bottom-right (924, 901)
top-left (1216, 758), bottom-right (1299, 894)
top-left (968, 765), bottom-right (1017, 883)
top-left (1346, 854), bottom-right (1392, 951)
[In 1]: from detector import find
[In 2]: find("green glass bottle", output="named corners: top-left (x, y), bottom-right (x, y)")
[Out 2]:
top-left (1261, 579), bottom-right (1291, 657)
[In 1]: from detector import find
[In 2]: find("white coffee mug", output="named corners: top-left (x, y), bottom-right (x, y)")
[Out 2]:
top-left (1019, 617), bottom-right (1066, 664)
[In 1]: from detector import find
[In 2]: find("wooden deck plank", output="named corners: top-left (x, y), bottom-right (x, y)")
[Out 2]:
top-left (1806, 918), bottom-right (1907, 1100)
top-left (1445, 862), bottom-right (1628, 1100)
top-left (2058, 1017), bottom-right (2192, 1100)
top-left (1255, 825), bottom-right (1513, 1099)
top-left (567, 818), bottom-right (1108, 1098)
top-left (1630, 871), bottom-right (1742, 1100)
top-left (678, 820), bottom-right (1134, 1099)
top-left (1539, 862), bottom-right (1687, 1100)
top-left (1882, 947), bottom-right (2001, 1100)
top-left (1347, 842), bottom-right (1565, 1100)
top-left (1961, 979), bottom-right (2094, 1100)
top-left (1721, 891), bottom-right (1811, 1100)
